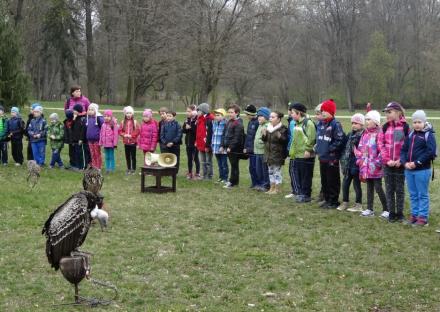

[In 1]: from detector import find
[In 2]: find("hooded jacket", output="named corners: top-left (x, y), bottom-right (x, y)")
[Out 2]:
top-left (378, 116), bottom-right (409, 165)
top-left (262, 122), bottom-right (288, 166)
top-left (354, 126), bottom-right (383, 180)
top-left (315, 118), bottom-right (346, 162)
top-left (400, 122), bottom-right (436, 170)
top-left (99, 118), bottom-right (119, 148)
top-left (27, 116), bottom-right (47, 143)
top-left (244, 117), bottom-right (259, 153)
top-left (119, 118), bottom-right (140, 145)
top-left (138, 119), bottom-right (158, 152)
top-left (195, 113), bottom-right (214, 152)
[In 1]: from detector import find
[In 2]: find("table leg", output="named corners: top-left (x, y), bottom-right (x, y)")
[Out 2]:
top-left (156, 175), bottom-right (161, 189)
top-left (172, 174), bottom-right (176, 192)
top-left (141, 170), bottom-right (145, 192)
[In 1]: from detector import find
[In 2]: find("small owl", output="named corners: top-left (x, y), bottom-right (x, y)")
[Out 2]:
top-left (27, 160), bottom-right (41, 189)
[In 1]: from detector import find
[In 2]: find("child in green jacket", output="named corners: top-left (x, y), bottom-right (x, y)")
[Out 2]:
top-left (48, 113), bottom-right (65, 168)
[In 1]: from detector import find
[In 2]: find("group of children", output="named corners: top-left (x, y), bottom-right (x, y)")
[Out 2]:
top-left (0, 88), bottom-right (437, 226)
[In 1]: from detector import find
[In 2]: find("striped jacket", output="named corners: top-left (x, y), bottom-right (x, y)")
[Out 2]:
top-left (211, 119), bottom-right (227, 154)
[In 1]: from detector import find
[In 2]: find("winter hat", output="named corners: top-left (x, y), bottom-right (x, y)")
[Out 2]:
top-left (33, 105), bottom-right (43, 113)
top-left (351, 113), bottom-right (365, 126)
top-left (257, 107), bottom-right (271, 120)
top-left (197, 103), bottom-right (210, 115)
top-left (383, 101), bottom-right (404, 113)
top-left (143, 109), bottom-right (153, 118)
top-left (73, 104), bottom-right (83, 113)
top-left (65, 110), bottom-right (74, 120)
top-left (214, 108), bottom-right (227, 116)
top-left (89, 103), bottom-right (99, 114)
top-left (11, 107), bottom-right (19, 114)
top-left (290, 102), bottom-right (307, 114)
top-left (244, 104), bottom-right (257, 116)
top-left (104, 109), bottom-right (113, 117)
top-left (31, 103), bottom-right (40, 110)
top-left (365, 110), bottom-right (381, 126)
top-left (412, 110), bottom-right (426, 123)
top-left (320, 99), bottom-right (336, 116)
top-left (49, 113), bottom-right (59, 121)
top-left (124, 106), bottom-right (134, 115)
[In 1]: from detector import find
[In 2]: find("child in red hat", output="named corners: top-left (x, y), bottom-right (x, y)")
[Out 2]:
top-left (315, 99), bottom-right (347, 209)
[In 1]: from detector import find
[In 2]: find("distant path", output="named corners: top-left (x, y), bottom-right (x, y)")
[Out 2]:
top-left (44, 107), bottom-right (440, 119)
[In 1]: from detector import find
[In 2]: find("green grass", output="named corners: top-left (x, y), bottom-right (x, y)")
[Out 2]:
top-left (1, 107), bottom-right (440, 311)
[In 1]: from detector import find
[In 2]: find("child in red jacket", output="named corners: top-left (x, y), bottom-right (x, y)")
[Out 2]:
top-left (195, 103), bottom-right (214, 180)
top-left (119, 106), bottom-right (140, 175)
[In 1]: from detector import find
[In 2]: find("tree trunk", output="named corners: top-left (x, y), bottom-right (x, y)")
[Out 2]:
top-left (84, 0), bottom-right (96, 101)
top-left (14, 0), bottom-right (24, 27)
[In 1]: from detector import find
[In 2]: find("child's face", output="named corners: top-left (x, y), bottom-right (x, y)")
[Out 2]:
top-left (160, 111), bottom-right (167, 120)
top-left (125, 112), bottom-right (133, 119)
top-left (315, 111), bottom-right (323, 121)
top-left (413, 119), bottom-right (424, 131)
top-left (365, 118), bottom-right (376, 129)
top-left (214, 113), bottom-right (224, 121)
top-left (73, 110), bottom-right (79, 116)
top-left (87, 107), bottom-right (96, 116)
top-left (11, 112), bottom-right (17, 118)
top-left (197, 110), bottom-right (203, 116)
top-left (143, 116), bottom-right (151, 122)
top-left (385, 109), bottom-right (400, 122)
top-left (351, 122), bottom-right (363, 131)
top-left (258, 116), bottom-right (267, 124)
top-left (228, 109), bottom-right (237, 119)
top-left (104, 115), bottom-right (112, 122)
top-left (33, 111), bottom-right (41, 118)
top-left (72, 89), bottom-right (81, 98)
top-left (186, 108), bottom-right (193, 118)
top-left (246, 114), bottom-right (254, 120)
top-left (269, 112), bottom-right (280, 125)
top-left (50, 118), bottom-right (57, 125)
top-left (321, 111), bottom-right (331, 120)
top-left (291, 110), bottom-right (301, 121)
top-left (166, 113), bottom-right (175, 122)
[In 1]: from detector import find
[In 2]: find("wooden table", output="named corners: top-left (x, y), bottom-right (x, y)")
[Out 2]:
top-left (141, 166), bottom-right (177, 193)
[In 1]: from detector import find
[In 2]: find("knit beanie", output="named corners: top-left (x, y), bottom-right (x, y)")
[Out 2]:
top-left (244, 104), bottom-right (257, 116)
top-left (104, 109), bottom-right (113, 117)
top-left (11, 107), bottom-right (19, 114)
top-left (197, 103), bottom-right (210, 115)
top-left (351, 113), bottom-right (365, 126)
top-left (365, 110), bottom-right (381, 126)
top-left (33, 105), bottom-right (43, 113)
top-left (49, 113), bottom-right (59, 121)
top-left (412, 110), bottom-right (426, 123)
top-left (31, 103), bottom-right (40, 110)
top-left (65, 110), bottom-right (74, 120)
top-left (320, 99), bottom-right (336, 116)
top-left (257, 107), bottom-right (271, 120)
top-left (290, 102), bottom-right (307, 114)
top-left (87, 103), bottom-right (100, 125)
top-left (73, 104), bottom-right (83, 113)
top-left (143, 109), bottom-right (153, 118)
top-left (124, 106), bottom-right (134, 115)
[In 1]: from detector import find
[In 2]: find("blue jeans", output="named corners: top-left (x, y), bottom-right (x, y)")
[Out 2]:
top-left (248, 154), bottom-right (258, 187)
top-left (405, 169), bottom-right (431, 219)
top-left (31, 141), bottom-right (46, 166)
top-left (255, 154), bottom-right (269, 189)
top-left (215, 153), bottom-right (229, 181)
top-left (50, 148), bottom-right (64, 167)
top-left (104, 147), bottom-right (115, 171)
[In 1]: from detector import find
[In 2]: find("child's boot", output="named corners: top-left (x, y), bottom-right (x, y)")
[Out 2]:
top-left (271, 184), bottom-right (281, 195)
top-left (266, 184), bottom-right (275, 194)
top-left (347, 203), bottom-right (363, 212)
top-left (336, 202), bottom-right (349, 211)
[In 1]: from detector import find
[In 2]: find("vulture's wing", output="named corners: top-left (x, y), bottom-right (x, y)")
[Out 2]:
top-left (42, 194), bottom-right (91, 270)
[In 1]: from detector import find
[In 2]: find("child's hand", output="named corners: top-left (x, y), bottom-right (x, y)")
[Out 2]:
top-left (50, 135), bottom-right (55, 139)
top-left (276, 132), bottom-right (282, 138)
top-left (167, 142), bottom-right (173, 147)
top-left (227, 147), bottom-right (231, 153)
top-left (387, 160), bottom-right (395, 167)
top-left (78, 140), bottom-right (82, 145)
top-left (205, 147), bottom-right (210, 153)
top-left (243, 149), bottom-right (247, 154)
top-left (219, 147), bottom-right (224, 153)
top-left (185, 124), bottom-right (191, 129)
top-left (395, 160), bottom-right (401, 167)
top-left (304, 151), bottom-right (311, 158)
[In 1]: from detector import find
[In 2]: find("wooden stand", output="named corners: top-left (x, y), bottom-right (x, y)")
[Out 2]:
top-left (141, 166), bottom-right (177, 193)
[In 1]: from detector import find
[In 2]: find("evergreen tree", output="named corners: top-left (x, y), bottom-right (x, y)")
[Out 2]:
top-left (0, 7), bottom-right (30, 110)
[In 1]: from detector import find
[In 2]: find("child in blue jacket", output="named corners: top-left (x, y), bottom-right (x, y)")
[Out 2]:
top-left (27, 105), bottom-right (48, 166)
top-left (160, 111), bottom-right (182, 173)
top-left (400, 110), bottom-right (436, 226)
top-left (7, 107), bottom-right (25, 165)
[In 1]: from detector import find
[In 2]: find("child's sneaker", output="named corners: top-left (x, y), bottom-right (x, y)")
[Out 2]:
top-left (285, 193), bottom-right (295, 199)
top-left (380, 211), bottom-right (390, 220)
top-left (193, 174), bottom-right (202, 180)
top-left (186, 172), bottom-right (193, 180)
top-left (15, 163), bottom-right (21, 166)
top-left (360, 209), bottom-right (374, 217)
top-left (336, 202), bottom-right (349, 211)
top-left (347, 203), bottom-right (363, 212)
top-left (413, 217), bottom-right (428, 227)
top-left (223, 182), bottom-right (234, 189)
top-left (318, 200), bottom-right (328, 207)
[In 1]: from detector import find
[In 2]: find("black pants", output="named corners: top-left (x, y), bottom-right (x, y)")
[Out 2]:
top-left (162, 145), bottom-right (180, 173)
top-left (384, 166), bottom-right (405, 218)
top-left (0, 142), bottom-right (7, 164)
top-left (186, 145), bottom-right (200, 174)
top-left (27, 140), bottom-right (33, 161)
top-left (68, 144), bottom-right (75, 168)
top-left (124, 144), bottom-right (137, 171)
top-left (319, 161), bottom-right (341, 205)
top-left (11, 140), bottom-right (24, 165)
top-left (228, 153), bottom-right (240, 186)
top-left (366, 178), bottom-right (387, 212)
top-left (288, 159), bottom-right (299, 195)
top-left (72, 143), bottom-right (90, 169)
top-left (342, 171), bottom-right (362, 203)
top-left (293, 158), bottom-right (315, 197)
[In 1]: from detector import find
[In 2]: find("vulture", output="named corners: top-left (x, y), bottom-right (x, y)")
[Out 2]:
top-left (42, 191), bottom-right (104, 270)
top-left (82, 166), bottom-right (103, 194)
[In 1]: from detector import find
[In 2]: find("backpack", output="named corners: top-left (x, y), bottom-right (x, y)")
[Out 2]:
top-left (301, 118), bottom-right (317, 138)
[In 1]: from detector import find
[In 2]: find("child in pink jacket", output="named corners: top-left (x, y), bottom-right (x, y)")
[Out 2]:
top-left (99, 110), bottom-right (119, 173)
top-left (138, 109), bottom-right (158, 165)
top-left (354, 110), bottom-right (387, 218)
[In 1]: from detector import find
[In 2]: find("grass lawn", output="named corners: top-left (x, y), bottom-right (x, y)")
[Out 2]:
top-left (1, 106), bottom-right (440, 311)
